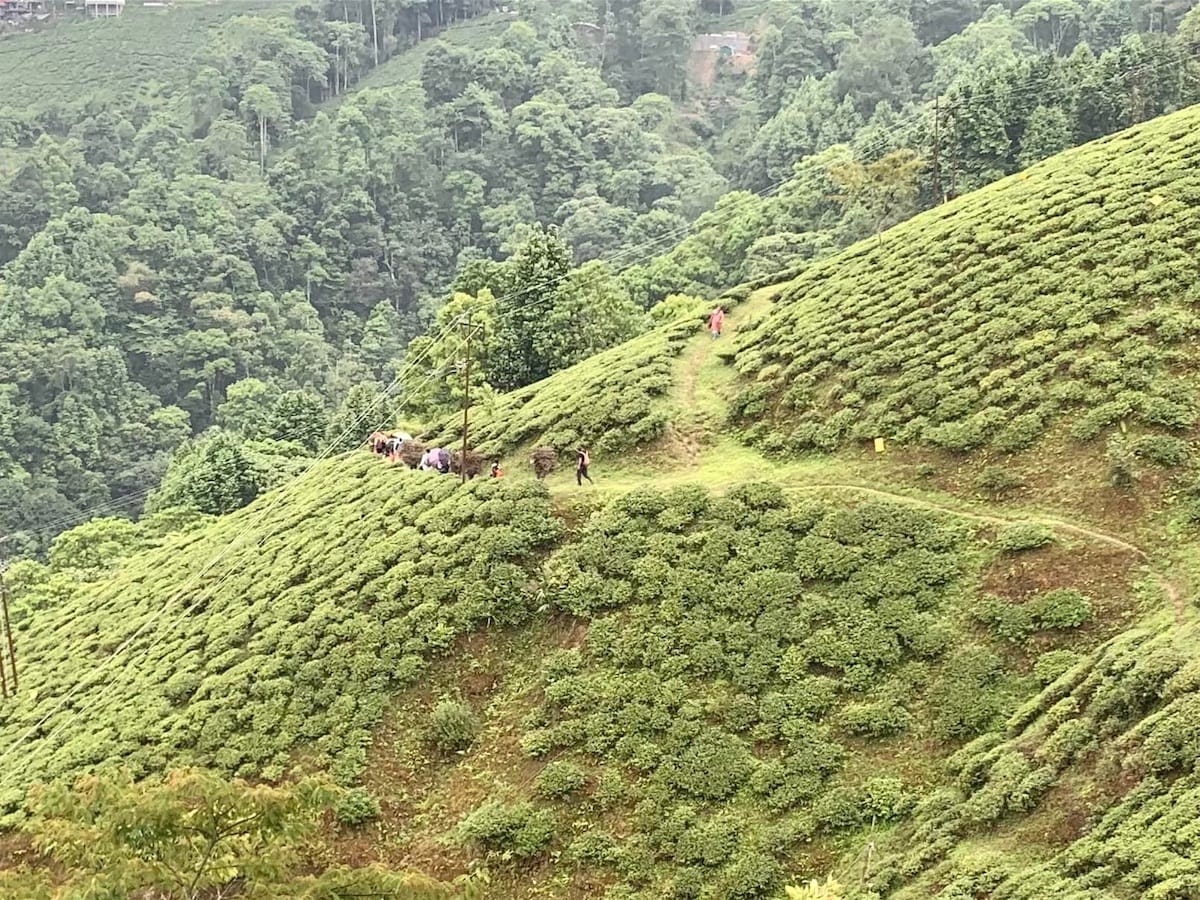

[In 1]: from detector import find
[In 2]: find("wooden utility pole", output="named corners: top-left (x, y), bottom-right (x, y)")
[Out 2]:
top-left (946, 102), bottom-right (959, 201)
top-left (932, 95), bottom-right (944, 204)
top-left (0, 572), bottom-right (14, 695)
top-left (0, 575), bottom-right (7, 698)
top-left (460, 321), bottom-right (473, 484)
top-left (0, 537), bottom-right (16, 696)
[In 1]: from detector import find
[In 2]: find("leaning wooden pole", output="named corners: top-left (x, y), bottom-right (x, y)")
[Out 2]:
top-left (0, 564), bottom-right (15, 694)
top-left (460, 321), bottom-right (473, 485)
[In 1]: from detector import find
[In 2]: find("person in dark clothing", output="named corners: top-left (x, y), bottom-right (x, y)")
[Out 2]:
top-left (576, 447), bottom-right (593, 486)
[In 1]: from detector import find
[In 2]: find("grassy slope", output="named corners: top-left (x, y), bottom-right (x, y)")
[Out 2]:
top-left (0, 0), bottom-right (294, 113)
top-left (0, 459), bottom-right (562, 816)
top-left (731, 104), bottom-right (1200, 467)
top-left (343, 12), bottom-right (515, 96)
top-left (4, 109), bottom-right (1200, 899)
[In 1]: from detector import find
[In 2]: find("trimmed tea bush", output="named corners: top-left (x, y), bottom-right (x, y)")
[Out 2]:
top-left (1030, 589), bottom-right (1093, 630)
top-left (1033, 650), bottom-right (1083, 684)
top-left (455, 800), bottom-right (556, 858)
top-left (731, 108), bottom-right (1200, 459)
top-left (995, 524), bottom-right (1055, 552)
top-left (0, 458), bottom-right (561, 815)
top-left (534, 761), bottom-right (588, 800)
top-left (428, 700), bottom-right (480, 753)
top-left (335, 788), bottom-right (381, 827)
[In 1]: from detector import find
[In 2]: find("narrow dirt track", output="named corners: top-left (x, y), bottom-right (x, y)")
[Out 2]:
top-left (789, 481), bottom-right (1187, 622)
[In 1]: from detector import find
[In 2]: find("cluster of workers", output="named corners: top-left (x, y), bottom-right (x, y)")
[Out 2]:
top-left (367, 430), bottom-right (593, 485)
top-left (361, 307), bottom-right (736, 482)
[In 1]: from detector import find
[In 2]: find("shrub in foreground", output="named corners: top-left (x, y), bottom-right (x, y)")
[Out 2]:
top-left (456, 800), bottom-right (556, 858)
top-left (428, 700), bottom-right (479, 752)
top-left (995, 524), bottom-right (1055, 552)
top-left (535, 761), bottom-right (588, 800)
top-left (335, 788), bottom-right (381, 826)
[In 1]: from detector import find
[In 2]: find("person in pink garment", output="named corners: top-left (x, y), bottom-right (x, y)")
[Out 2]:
top-left (709, 305), bottom-right (725, 339)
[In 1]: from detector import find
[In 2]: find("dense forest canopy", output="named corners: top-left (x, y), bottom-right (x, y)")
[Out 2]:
top-left (0, 0), bottom-right (1198, 555)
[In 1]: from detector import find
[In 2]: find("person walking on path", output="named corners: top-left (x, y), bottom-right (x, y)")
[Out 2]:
top-left (709, 305), bottom-right (725, 339)
top-left (576, 447), bottom-right (593, 486)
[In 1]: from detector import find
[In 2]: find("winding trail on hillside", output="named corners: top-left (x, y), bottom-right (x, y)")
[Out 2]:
top-left (650, 287), bottom-right (1190, 622)
top-left (785, 481), bottom-right (1185, 621)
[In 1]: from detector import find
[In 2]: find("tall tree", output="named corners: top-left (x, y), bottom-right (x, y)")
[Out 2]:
top-left (488, 224), bottom-right (573, 391)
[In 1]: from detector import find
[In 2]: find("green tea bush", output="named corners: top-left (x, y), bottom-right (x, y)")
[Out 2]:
top-left (663, 730), bottom-right (754, 801)
top-left (528, 489), bottom-right (980, 893)
top-left (975, 466), bottom-right (1024, 498)
top-left (837, 699), bottom-right (914, 738)
top-left (710, 852), bottom-right (784, 898)
top-left (931, 648), bottom-right (1004, 740)
top-left (1030, 589), bottom-right (1093, 630)
top-left (335, 788), bottom-right (381, 827)
top-left (731, 108), bottom-right (1200, 460)
top-left (455, 800), bottom-right (557, 858)
top-left (425, 319), bottom-right (693, 457)
top-left (568, 830), bottom-right (621, 864)
top-left (1133, 434), bottom-right (1190, 467)
top-left (972, 595), bottom-right (1036, 643)
top-left (0, 458), bottom-right (562, 817)
top-left (428, 700), bottom-right (480, 753)
top-left (534, 761), bottom-right (588, 800)
top-left (1033, 649), bottom-right (1083, 684)
top-left (995, 524), bottom-right (1055, 552)
top-left (867, 623), bottom-right (1200, 898)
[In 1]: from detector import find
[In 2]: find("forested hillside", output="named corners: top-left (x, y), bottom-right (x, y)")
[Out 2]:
top-left (5, 92), bottom-right (1200, 897)
top-left (3, 0), bottom-right (1199, 555)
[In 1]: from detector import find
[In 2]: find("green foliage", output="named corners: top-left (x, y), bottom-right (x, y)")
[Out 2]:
top-left (732, 105), bottom-right (1200, 460)
top-left (326, 384), bottom-right (388, 453)
top-left (532, 489), bottom-right (979, 894)
top-left (428, 700), bottom-right (480, 753)
top-left (1033, 649), bottom-right (1082, 684)
top-left (1133, 434), bottom-right (1190, 468)
top-left (1105, 434), bottom-right (1138, 487)
top-left (455, 800), bottom-right (556, 859)
top-left (335, 788), bottom-right (381, 827)
top-left (46, 517), bottom-right (148, 578)
top-left (0, 457), bottom-right (561, 818)
top-left (1031, 589), bottom-right (1093, 630)
top-left (995, 524), bottom-right (1055, 553)
top-left (534, 761), bottom-right (588, 800)
top-left (974, 590), bottom-right (1093, 642)
top-left (147, 431), bottom-right (265, 516)
top-left (974, 466), bottom-right (1024, 498)
top-left (784, 877), bottom-right (845, 900)
top-left (837, 698), bottom-right (914, 738)
top-left (268, 391), bottom-right (328, 452)
top-left (866, 625), bottom-right (1200, 899)
top-left (24, 768), bottom-right (337, 898)
top-left (425, 317), bottom-right (693, 458)
top-left (18, 768), bottom-right (463, 897)
top-left (931, 647), bottom-right (1004, 740)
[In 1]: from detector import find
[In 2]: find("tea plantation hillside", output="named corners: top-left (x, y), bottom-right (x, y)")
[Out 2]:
top-left (731, 103), bottom-right (1200, 465)
top-left (0, 1), bottom-right (295, 113)
top-left (342, 11), bottom-right (514, 95)
top-left (4, 457), bottom-right (1163, 898)
top-left (0, 456), bottom-right (563, 819)
top-left (422, 312), bottom-right (702, 458)
top-left (6, 108), bottom-right (1200, 900)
